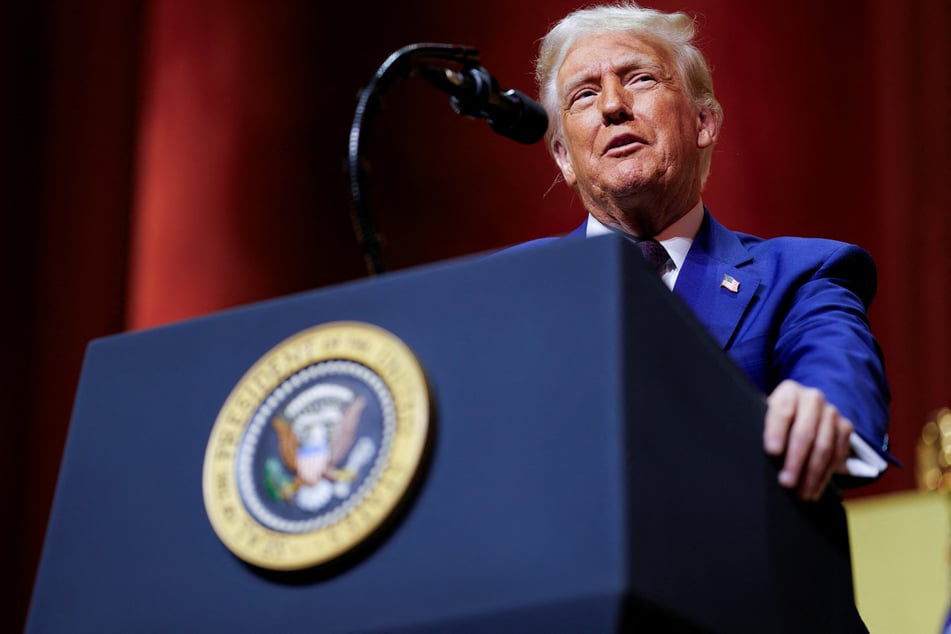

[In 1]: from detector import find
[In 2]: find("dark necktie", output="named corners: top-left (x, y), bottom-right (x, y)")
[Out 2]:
top-left (636, 238), bottom-right (670, 274)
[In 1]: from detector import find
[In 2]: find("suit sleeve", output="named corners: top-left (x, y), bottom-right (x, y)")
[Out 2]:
top-left (771, 243), bottom-right (893, 463)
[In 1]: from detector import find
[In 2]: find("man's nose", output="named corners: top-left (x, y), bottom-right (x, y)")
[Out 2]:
top-left (599, 76), bottom-right (633, 123)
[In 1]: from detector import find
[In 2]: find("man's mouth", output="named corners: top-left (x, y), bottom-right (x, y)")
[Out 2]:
top-left (604, 133), bottom-right (647, 156)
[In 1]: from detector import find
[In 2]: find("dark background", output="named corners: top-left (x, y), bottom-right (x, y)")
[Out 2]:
top-left (6, 1), bottom-right (949, 631)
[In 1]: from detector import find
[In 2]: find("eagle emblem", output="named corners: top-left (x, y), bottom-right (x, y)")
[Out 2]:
top-left (263, 389), bottom-right (375, 512)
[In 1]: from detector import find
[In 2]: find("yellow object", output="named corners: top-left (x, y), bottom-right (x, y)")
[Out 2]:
top-left (845, 490), bottom-right (950, 633)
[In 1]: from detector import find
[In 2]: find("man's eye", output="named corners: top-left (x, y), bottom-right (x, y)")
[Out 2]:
top-left (631, 74), bottom-right (656, 86)
top-left (569, 89), bottom-right (597, 106)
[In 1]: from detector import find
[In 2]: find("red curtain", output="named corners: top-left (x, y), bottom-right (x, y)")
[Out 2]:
top-left (8, 0), bottom-right (950, 630)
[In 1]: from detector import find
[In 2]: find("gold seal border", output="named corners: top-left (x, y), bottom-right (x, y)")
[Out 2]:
top-left (202, 321), bottom-right (430, 571)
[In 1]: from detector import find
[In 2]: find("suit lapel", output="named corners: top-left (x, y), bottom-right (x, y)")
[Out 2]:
top-left (567, 212), bottom-right (759, 350)
top-left (674, 212), bottom-right (759, 350)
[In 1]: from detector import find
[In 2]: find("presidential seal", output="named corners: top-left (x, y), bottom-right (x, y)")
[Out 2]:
top-left (202, 322), bottom-right (430, 571)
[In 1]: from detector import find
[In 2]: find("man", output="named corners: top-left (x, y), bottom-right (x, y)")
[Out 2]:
top-left (525, 2), bottom-right (894, 500)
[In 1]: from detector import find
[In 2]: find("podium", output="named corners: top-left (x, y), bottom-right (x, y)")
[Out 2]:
top-left (26, 235), bottom-right (866, 633)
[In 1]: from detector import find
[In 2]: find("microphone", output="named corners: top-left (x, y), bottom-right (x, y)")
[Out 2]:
top-left (419, 64), bottom-right (549, 144)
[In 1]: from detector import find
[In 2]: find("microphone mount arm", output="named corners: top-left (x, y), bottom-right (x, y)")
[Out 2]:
top-left (348, 43), bottom-right (482, 276)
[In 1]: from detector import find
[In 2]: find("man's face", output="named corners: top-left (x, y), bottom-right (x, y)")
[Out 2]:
top-left (552, 31), bottom-right (716, 230)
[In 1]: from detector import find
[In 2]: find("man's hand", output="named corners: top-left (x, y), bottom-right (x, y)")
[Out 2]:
top-left (764, 380), bottom-right (853, 501)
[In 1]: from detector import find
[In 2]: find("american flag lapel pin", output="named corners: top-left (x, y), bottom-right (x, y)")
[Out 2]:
top-left (720, 274), bottom-right (740, 293)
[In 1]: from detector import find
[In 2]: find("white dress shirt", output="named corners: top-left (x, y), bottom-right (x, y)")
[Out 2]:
top-left (585, 201), bottom-right (704, 290)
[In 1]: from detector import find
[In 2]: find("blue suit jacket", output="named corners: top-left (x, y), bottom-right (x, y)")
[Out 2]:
top-left (527, 209), bottom-right (893, 464)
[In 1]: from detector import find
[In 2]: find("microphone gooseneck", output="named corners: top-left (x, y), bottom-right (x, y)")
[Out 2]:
top-left (347, 43), bottom-right (548, 276)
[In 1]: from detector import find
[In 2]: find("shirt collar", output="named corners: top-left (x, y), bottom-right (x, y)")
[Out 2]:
top-left (584, 201), bottom-right (704, 288)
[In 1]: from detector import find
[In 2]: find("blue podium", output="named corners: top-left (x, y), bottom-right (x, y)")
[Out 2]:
top-left (26, 235), bottom-right (866, 633)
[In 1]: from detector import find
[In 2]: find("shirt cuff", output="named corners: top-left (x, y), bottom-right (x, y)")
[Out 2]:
top-left (844, 432), bottom-right (888, 478)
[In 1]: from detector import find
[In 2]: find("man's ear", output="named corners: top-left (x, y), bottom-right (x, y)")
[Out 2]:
top-left (697, 107), bottom-right (720, 149)
top-left (551, 135), bottom-right (577, 187)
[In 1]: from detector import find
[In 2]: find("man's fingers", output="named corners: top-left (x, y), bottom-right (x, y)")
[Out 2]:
top-left (765, 380), bottom-right (855, 500)
top-left (798, 403), bottom-right (838, 500)
top-left (764, 380), bottom-right (798, 456)
top-left (777, 387), bottom-right (822, 489)
top-left (833, 417), bottom-right (855, 475)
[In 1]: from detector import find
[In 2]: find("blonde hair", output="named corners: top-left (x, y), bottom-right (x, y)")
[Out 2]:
top-left (536, 2), bottom-right (723, 182)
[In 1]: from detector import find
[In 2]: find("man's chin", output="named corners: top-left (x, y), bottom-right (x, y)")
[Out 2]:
top-left (604, 178), bottom-right (652, 200)
top-left (602, 161), bottom-right (656, 192)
